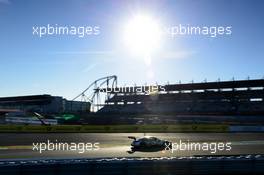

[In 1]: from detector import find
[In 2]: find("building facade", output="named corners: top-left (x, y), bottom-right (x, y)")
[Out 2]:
top-left (0, 95), bottom-right (90, 114)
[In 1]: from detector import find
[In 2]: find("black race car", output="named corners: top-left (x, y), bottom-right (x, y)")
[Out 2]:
top-left (127, 136), bottom-right (171, 154)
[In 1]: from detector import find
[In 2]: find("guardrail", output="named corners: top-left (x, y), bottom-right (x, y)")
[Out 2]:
top-left (0, 124), bottom-right (229, 133)
top-left (0, 155), bottom-right (263, 175)
top-left (229, 125), bottom-right (264, 132)
top-left (0, 124), bottom-right (263, 133)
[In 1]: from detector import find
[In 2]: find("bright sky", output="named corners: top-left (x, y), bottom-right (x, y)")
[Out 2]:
top-left (0, 0), bottom-right (264, 99)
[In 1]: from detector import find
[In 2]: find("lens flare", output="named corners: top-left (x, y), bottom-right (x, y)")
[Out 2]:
top-left (123, 14), bottom-right (162, 55)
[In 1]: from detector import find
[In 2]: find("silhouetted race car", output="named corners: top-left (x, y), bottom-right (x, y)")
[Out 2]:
top-left (128, 136), bottom-right (171, 153)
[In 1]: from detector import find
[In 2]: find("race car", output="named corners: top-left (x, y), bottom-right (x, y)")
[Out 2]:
top-left (127, 136), bottom-right (171, 153)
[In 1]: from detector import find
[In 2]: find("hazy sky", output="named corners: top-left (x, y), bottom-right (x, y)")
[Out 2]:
top-left (0, 0), bottom-right (264, 99)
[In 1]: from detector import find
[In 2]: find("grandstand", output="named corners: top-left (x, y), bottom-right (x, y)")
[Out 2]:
top-left (99, 79), bottom-right (264, 115)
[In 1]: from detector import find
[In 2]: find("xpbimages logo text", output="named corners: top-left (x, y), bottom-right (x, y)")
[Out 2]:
top-left (165, 24), bottom-right (232, 38)
top-left (164, 140), bottom-right (232, 154)
top-left (99, 85), bottom-right (166, 95)
top-left (32, 24), bottom-right (100, 38)
top-left (32, 23), bottom-right (232, 38)
top-left (32, 140), bottom-right (100, 154)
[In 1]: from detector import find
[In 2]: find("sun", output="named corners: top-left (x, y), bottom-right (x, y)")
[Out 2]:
top-left (123, 14), bottom-right (162, 55)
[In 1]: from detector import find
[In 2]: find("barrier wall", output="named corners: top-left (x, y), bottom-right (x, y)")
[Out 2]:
top-left (0, 124), bottom-right (229, 133)
top-left (5, 116), bottom-right (58, 125)
top-left (229, 125), bottom-right (264, 132)
top-left (0, 156), bottom-right (263, 175)
top-left (0, 124), bottom-right (262, 133)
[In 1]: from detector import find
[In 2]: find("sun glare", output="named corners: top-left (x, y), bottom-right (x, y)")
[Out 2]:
top-left (123, 14), bottom-right (162, 55)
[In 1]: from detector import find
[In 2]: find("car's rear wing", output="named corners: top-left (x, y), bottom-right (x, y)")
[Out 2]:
top-left (128, 136), bottom-right (136, 140)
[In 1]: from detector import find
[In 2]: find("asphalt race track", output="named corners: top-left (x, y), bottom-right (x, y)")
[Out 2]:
top-left (0, 133), bottom-right (263, 160)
